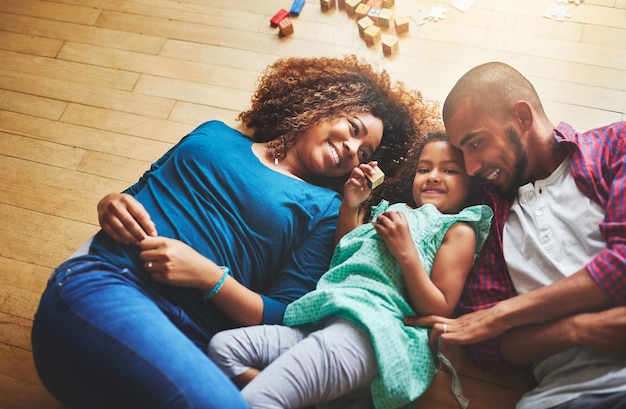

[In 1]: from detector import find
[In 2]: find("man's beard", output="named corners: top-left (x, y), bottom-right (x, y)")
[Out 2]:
top-left (499, 126), bottom-right (527, 200)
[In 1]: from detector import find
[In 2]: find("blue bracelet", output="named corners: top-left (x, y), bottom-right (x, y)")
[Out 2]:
top-left (203, 266), bottom-right (229, 301)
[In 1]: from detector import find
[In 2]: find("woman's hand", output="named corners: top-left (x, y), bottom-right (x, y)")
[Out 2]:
top-left (97, 193), bottom-right (157, 245)
top-left (342, 161), bottom-right (378, 210)
top-left (139, 236), bottom-right (220, 290)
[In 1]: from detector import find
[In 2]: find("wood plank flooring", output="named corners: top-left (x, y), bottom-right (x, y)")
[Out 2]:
top-left (1, 0), bottom-right (624, 408)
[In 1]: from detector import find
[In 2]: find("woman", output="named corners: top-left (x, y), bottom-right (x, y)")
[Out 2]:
top-left (31, 55), bottom-right (441, 409)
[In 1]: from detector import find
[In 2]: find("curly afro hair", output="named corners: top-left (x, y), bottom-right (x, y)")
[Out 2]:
top-left (238, 55), bottom-right (442, 193)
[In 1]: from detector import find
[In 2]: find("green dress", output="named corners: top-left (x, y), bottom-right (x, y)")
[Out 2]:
top-left (283, 201), bottom-right (493, 409)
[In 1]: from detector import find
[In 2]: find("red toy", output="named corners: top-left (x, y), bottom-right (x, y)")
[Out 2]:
top-left (270, 9), bottom-right (289, 27)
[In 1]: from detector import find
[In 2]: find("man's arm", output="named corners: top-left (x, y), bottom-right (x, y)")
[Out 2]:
top-left (500, 305), bottom-right (626, 367)
top-left (410, 266), bottom-right (615, 364)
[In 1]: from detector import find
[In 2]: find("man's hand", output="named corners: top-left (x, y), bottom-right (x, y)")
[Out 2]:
top-left (404, 306), bottom-right (511, 352)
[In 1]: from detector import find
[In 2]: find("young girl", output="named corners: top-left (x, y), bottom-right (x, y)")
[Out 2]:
top-left (208, 132), bottom-right (493, 409)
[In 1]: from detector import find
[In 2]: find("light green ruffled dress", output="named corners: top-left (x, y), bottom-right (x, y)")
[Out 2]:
top-left (283, 201), bottom-right (493, 409)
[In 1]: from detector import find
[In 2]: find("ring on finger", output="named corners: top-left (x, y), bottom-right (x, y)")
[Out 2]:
top-left (443, 323), bottom-right (448, 334)
top-left (147, 261), bottom-right (153, 269)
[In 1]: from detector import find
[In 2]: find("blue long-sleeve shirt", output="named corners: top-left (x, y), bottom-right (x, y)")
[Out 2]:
top-left (90, 121), bottom-right (341, 334)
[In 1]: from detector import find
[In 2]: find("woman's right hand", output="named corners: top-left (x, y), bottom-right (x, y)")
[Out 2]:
top-left (342, 162), bottom-right (378, 209)
top-left (97, 193), bottom-right (157, 245)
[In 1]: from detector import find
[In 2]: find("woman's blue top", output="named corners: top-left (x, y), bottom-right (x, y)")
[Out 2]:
top-left (90, 120), bottom-right (341, 333)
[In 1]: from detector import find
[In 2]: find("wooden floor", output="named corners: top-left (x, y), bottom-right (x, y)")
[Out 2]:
top-left (0, 0), bottom-right (624, 408)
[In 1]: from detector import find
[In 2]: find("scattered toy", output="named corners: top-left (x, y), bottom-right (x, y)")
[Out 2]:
top-left (367, 165), bottom-right (385, 189)
top-left (544, 4), bottom-right (571, 21)
top-left (382, 34), bottom-right (399, 55)
top-left (278, 17), bottom-right (294, 36)
top-left (290, 0), bottom-right (305, 16)
top-left (270, 9), bottom-right (289, 26)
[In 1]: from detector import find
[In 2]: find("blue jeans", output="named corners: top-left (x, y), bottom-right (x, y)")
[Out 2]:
top-left (31, 255), bottom-right (247, 409)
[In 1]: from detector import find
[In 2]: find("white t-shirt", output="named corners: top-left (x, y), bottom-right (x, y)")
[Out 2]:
top-left (503, 158), bottom-right (626, 409)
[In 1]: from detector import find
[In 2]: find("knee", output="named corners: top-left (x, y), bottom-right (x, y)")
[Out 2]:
top-left (207, 331), bottom-right (235, 365)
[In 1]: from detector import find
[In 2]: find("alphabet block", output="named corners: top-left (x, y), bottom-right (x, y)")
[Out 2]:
top-left (278, 17), bottom-right (294, 36)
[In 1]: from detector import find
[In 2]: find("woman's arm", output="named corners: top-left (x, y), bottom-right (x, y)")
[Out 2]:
top-left (139, 236), bottom-right (265, 326)
top-left (334, 162), bottom-right (379, 245)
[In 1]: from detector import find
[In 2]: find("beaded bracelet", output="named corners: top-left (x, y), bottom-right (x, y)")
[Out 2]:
top-left (203, 266), bottom-right (229, 301)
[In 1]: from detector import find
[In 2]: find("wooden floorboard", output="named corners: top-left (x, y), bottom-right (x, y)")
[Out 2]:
top-left (1, 0), bottom-right (624, 407)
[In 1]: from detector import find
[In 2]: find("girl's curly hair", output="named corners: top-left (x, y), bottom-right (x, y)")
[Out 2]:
top-left (238, 55), bottom-right (442, 193)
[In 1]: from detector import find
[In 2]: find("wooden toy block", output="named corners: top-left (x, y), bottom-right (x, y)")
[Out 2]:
top-left (320, 0), bottom-right (335, 11)
top-left (367, 7), bottom-right (382, 25)
top-left (357, 16), bottom-right (374, 37)
top-left (337, 0), bottom-right (346, 9)
top-left (278, 17), bottom-right (294, 36)
top-left (363, 24), bottom-right (382, 46)
top-left (367, 165), bottom-right (385, 189)
top-left (378, 8), bottom-right (394, 28)
top-left (366, 0), bottom-right (383, 8)
top-left (355, 3), bottom-right (371, 20)
top-left (290, 0), bottom-right (305, 16)
top-left (383, 0), bottom-right (394, 8)
top-left (381, 34), bottom-right (398, 55)
top-left (270, 9), bottom-right (289, 27)
top-left (394, 15), bottom-right (410, 34)
top-left (345, 0), bottom-right (361, 16)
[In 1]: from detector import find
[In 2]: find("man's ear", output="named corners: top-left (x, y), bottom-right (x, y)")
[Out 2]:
top-left (514, 100), bottom-right (533, 131)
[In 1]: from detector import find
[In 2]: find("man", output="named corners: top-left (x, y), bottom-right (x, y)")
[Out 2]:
top-left (410, 62), bottom-right (626, 408)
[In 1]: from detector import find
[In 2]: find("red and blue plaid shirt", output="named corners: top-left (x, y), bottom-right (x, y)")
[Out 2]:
top-left (458, 121), bottom-right (626, 370)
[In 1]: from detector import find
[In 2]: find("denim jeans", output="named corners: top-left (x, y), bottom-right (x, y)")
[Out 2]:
top-left (31, 255), bottom-right (247, 409)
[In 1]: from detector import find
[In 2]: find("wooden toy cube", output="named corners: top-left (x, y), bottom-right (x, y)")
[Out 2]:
top-left (383, 0), bottom-right (394, 8)
top-left (320, 0), bottom-right (335, 11)
top-left (355, 3), bottom-right (371, 20)
top-left (378, 8), bottom-right (394, 28)
top-left (357, 16), bottom-right (374, 37)
top-left (367, 7), bottom-right (382, 26)
top-left (337, 0), bottom-right (346, 9)
top-left (278, 17), bottom-right (294, 36)
top-left (367, 165), bottom-right (385, 189)
top-left (382, 34), bottom-right (398, 55)
top-left (345, 0), bottom-right (361, 16)
top-left (366, 0), bottom-right (383, 8)
top-left (363, 24), bottom-right (382, 46)
top-left (394, 15), bottom-right (409, 34)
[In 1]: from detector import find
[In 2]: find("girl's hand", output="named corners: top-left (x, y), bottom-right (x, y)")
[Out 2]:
top-left (342, 161), bottom-right (379, 210)
top-left (97, 193), bottom-right (157, 245)
top-left (373, 211), bottom-right (415, 261)
top-left (139, 236), bottom-right (220, 290)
